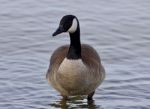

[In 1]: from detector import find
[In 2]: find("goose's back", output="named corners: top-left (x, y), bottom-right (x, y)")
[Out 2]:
top-left (48, 44), bottom-right (101, 70)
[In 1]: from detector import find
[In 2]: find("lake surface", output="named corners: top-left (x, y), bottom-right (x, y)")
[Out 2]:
top-left (0, 0), bottom-right (150, 109)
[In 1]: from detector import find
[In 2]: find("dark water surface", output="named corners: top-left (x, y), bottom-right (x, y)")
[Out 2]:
top-left (0, 0), bottom-right (150, 109)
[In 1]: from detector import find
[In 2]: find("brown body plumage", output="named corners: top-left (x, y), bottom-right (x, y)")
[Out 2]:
top-left (47, 44), bottom-right (105, 97)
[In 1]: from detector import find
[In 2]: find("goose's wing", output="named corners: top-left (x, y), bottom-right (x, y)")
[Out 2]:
top-left (81, 44), bottom-right (101, 67)
top-left (81, 44), bottom-right (105, 82)
top-left (46, 45), bottom-right (69, 78)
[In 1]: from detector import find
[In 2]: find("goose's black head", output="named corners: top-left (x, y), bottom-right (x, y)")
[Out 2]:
top-left (53, 15), bottom-right (79, 36)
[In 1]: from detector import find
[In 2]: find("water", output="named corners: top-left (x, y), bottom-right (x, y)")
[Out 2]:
top-left (0, 0), bottom-right (150, 109)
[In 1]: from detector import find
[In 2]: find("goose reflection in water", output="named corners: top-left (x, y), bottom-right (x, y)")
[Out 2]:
top-left (49, 96), bottom-right (103, 109)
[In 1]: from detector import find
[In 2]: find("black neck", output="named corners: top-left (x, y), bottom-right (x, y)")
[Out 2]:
top-left (67, 26), bottom-right (81, 59)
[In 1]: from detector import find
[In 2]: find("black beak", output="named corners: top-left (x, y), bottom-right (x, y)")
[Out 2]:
top-left (52, 26), bottom-right (64, 36)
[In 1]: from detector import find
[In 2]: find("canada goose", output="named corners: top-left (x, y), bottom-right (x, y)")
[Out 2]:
top-left (46, 15), bottom-right (105, 100)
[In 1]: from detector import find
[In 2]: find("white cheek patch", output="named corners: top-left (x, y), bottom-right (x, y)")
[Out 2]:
top-left (68, 18), bottom-right (78, 33)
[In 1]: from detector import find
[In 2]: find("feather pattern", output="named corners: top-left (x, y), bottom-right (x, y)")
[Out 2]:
top-left (46, 44), bottom-right (105, 96)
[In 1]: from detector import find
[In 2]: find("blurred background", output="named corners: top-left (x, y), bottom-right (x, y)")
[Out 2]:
top-left (0, 0), bottom-right (150, 109)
